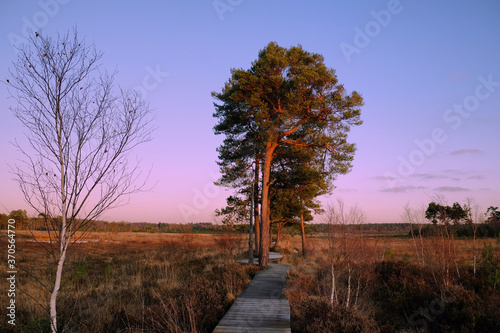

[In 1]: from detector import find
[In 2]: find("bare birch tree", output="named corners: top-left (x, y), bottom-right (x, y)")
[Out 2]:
top-left (464, 197), bottom-right (484, 275)
top-left (325, 199), bottom-right (366, 308)
top-left (403, 204), bottom-right (427, 267)
top-left (5, 29), bottom-right (154, 332)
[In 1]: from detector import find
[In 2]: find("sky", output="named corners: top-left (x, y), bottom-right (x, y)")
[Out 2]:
top-left (0, 0), bottom-right (499, 224)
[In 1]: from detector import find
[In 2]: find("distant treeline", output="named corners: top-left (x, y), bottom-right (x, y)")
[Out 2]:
top-left (308, 223), bottom-right (412, 235)
top-left (411, 223), bottom-right (500, 238)
top-left (0, 211), bottom-right (237, 234)
top-left (2, 209), bottom-right (499, 237)
top-left (0, 210), bottom-right (408, 235)
top-left (94, 221), bottom-right (237, 234)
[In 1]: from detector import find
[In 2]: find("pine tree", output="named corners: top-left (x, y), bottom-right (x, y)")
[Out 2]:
top-left (213, 42), bottom-right (363, 266)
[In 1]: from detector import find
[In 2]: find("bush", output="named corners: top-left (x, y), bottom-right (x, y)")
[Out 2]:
top-left (373, 260), bottom-right (500, 332)
top-left (373, 261), bottom-right (438, 330)
top-left (287, 257), bottom-right (500, 332)
top-left (3, 236), bottom-right (252, 333)
top-left (291, 296), bottom-right (378, 333)
top-left (412, 223), bottom-right (500, 238)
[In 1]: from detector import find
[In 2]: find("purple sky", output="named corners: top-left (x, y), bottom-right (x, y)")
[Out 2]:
top-left (1, 1), bottom-right (499, 224)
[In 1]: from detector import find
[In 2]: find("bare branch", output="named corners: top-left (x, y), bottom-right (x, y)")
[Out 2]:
top-left (6, 29), bottom-right (155, 333)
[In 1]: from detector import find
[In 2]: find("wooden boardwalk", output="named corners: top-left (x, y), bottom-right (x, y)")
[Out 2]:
top-left (237, 251), bottom-right (284, 264)
top-left (213, 262), bottom-right (291, 333)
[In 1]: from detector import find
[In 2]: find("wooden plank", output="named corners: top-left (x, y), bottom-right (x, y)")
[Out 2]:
top-left (237, 251), bottom-right (284, 264)
top-left (213, 262), bottom-right (291, 333)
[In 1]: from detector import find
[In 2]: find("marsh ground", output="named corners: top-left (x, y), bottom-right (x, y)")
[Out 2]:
top-left (1, 230), bottom-right (499, 332)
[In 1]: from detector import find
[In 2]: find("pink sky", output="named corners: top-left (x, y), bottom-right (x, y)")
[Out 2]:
top-left (1, 1), bottom-right (499, 224)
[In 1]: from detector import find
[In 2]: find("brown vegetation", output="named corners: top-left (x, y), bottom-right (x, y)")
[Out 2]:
top-left (0, 231), bottom-right (254, 333)
top-left (2, 227), bottom-right (499, 332)
top-left (280, 232), bottom-right (500, 332)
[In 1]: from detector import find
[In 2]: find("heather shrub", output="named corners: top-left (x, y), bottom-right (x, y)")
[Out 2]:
top-left (286, 258), bottom-right (379, 332)
top-left (373, 260), bottom-right (500, 332)
top-left (0, 235), bottom-right (252, 333)
top-left (286, 248), bottom-right (500, 332)
top-left (290, 295), bottom-right (378, 333)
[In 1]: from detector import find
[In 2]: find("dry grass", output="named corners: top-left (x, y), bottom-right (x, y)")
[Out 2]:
top-left (0, 231), bottom-right (254, 333)
top-left (277, 232), bottom-right (500, 262)
top-left (279, 233), bottom-right (500, 332)
top-left (2, 229), bottom-right (499, 332)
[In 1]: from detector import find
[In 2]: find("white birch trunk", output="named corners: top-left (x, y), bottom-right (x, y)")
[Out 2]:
top-left (330, 264), bottom-right (337, 305)
top-left (50, 242), bottom-right (68, 332)
top-left (346, 261), bottom-right (351, 308)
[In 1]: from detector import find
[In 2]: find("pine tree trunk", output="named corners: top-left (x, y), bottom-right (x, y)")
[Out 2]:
top-left (300, 214), bottom-right (307, 257)
top-left (275, 222), bottom-right (283, 249)
top-left (254, 158), bottom-right (260, 257)
top-left (260, 141), bottom-right (277, 268)
top-left (248, 184), bottom-right (254, 265)
top-left (270, 221), bottom-right (273, 248)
